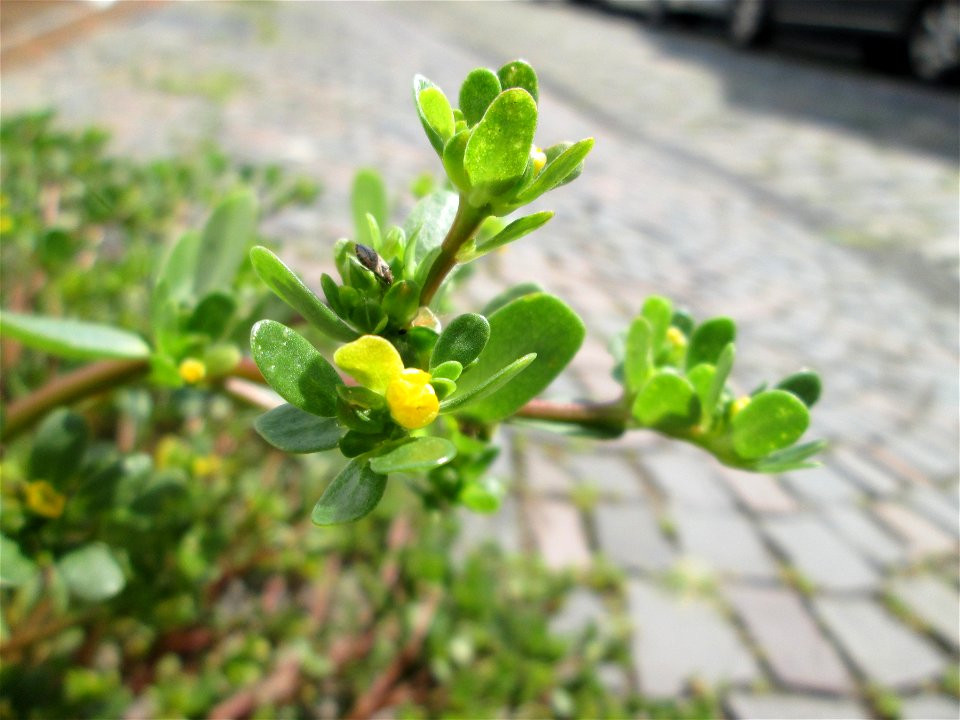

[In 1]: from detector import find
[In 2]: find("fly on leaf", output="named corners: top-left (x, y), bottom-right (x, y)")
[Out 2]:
top-left (355, 244), bottom-right (394, 286)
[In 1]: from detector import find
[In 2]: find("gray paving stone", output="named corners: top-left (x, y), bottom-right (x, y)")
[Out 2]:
top-left (824, 505), bottom-right (905, 568)
top-left (526, 497), bottom-right (592, 571)
top-left (642, 451), bottom-right (735, 510)
top-left (782, 464), bottom-right (862, 504)
top-left (453, 497), bottom-right (522, 562)
top-left (899, 694), bottom-right (960, 720)
top-left (888, 575), bottom-right (960, 650)
top-left (524, 446), bottom-right (574, 495)
top-left (763, 515), bottom-right (879, 592)
top-left (725, 692), bottom-right (868, 720)
top-left (626, 579), bottom-right (759, 698)
top-left (815, 597), bottom-right (947, 689)
top-left (725, 584), bottom-right (855, 694)
top-left (549, 587), bottom-right (609, 637)
top-left (831, 447), bottom-right (901, 496)
top-left (718, 467), bottom-right (799, 514)
top-left (567, 452), bottom-right (644, 501)
top-left (673, 509), bottom-right (778, 580)
top-left (874, 502), bottom-right (958, 559)
top-left (594, 503), bottom-right (675, 573)
top-left (906, 485), bottom-right (960, 538)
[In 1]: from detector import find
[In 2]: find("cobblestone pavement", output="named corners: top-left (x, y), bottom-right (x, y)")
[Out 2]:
top-left (4, 2), bottom-right (958, 717)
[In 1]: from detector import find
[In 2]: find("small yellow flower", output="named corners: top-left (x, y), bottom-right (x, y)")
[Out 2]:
top-left (191, 454), bottom-right (222, 478)
top-left (178, 358), bottom-right (206, 384)
top-left (24, 480), bottom-right (66, 519)
top-left (531, 145), bottom-right (547, 174)
top-left (730, 396), bottom-right (751, 418)
top-left (386, 368), bottom-right (439, 430)
top-left (0, 215), bottom-right (13, 234)
top-left (666, 326), bottom-right (688, 350)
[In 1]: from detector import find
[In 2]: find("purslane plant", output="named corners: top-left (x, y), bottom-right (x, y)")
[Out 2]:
top-left (245, 59), bottom-right (825, 524)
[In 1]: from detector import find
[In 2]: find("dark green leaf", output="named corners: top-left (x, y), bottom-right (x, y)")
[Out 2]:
top-left (514, 138), bottom-right (593, 204)
top-left (339, 430), bottom-right (386, 457)
top-left (337, 385), bottom-right (387, 410)
top-left (154, 230), bottom-right (200, 306)
top-left (687, 317), bottom-right (736, 369)
top-left (254, 404), bottom-right (343, 454)
top-left (194, 190), bottom-right (257, 298)
top-left (497, 59), bottom-right (538, 103)
top-left (432, 313), bottom-right (490, 368)
top-left (0, 310), bottom-right (151, 361)
top-left (185, 292), bottom-right (235, 339)
top-left (250, 320), bottom-right (343, 417)
top-left (370, 437), bottom-right (457, 474)
top-left (464, 89), bottom-right (538, 190)
top-left (732, 390), bottom-right (809, 460)
top-left (777, 370), bottom-right (821, 408)
top-left (382, 280), bottom-right (420, 327)
top-left (352, 169), bottom-right (389, 248)
top-left (632, 372), bottom-right (699, 429)
top-left (459, 68), bottom-right (502, 127)
top-left (671, 309), bottom-right (695, 336)
top-left (249, 246), bottom-right (359, 342)
top-left (312, 458), bottom-right (387, 525)
top-left (0, 535), bottom-right (37, 588)
top-left (57, 543), bottom-right (125, 602)
top-left (29, 408), bottom-right (88, 487)
top-left (320, 273), bottom-right (345, 316)
top-left (402, 190), bottom-right (459, 265)
top-left (481, 282), bottom-right (543, 317)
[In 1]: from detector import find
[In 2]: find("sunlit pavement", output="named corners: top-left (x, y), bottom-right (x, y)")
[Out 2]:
top-left (3, 2), bottom-right (957, 716)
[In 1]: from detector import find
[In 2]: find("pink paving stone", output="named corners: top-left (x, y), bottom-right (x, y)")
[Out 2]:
top-left (718, 467), bottom-right (798, 514)
top-left (873, 502), bottom-right (957, 559)
top-left (525, 497), bottom-right (592, 571)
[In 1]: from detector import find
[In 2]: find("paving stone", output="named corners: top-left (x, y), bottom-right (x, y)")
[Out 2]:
top-left (567, 452), bottom-right (644, 500)
top-left (642, 451), bottom-right (735, 510)
top-left (549, 587), bottom-right (609, 637)
top-left (725, 584), bottom-right (855, 694)
top-left (823, 505), bottom-right (905, 568)
top-left (831, 447), bottom-right (901, 496)
top-left (782, 464), bottom-right (862, 504)
top-left (815, 597), bottom-right (947, 689)
top-left (626, 579), bottom-right (759, 698)
top-left (763, 515), bottom-right (879, 592)
top-left (718, 467), bottom-right (799, 514)
top-left (887, 575), bottom-right (960, 650)
top-left (725, 692), bottom-right (868, 720)
top-left (453, 497), bottom-right (522, 562)
top-left (594, 503), bottom-right (675, 572)
top-left (525, 497), bottom-right (592, 571)
top-left (673, 509), bottom-right (778, 580)
top-left (873, 502), bottom-right (957, 559)
top-left (899, 694), bottom-right (960, 720)
top-left (524, 446), bottom-right (574, 495)
top-left (905, 485), bottom-right (960, 538)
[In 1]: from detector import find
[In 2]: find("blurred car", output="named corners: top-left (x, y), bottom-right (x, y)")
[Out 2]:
top-left (602, 0), bottom-right (960, 81)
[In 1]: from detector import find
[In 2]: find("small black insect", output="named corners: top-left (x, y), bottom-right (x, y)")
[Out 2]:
top-left (355, 243), bottom-right (394, 286)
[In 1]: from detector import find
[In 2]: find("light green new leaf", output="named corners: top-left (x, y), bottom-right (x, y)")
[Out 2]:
top-left (254, 403), bottom-right (343, 454)
top-left (731, 389), bottom-right (809, 460)
top-left (442, 129), bottom-right (472, 194)
top-left (0, 535), bottom-right (37, 588)
top-left (369, 437), bottom-right (457, 474)
top-left (194, 190), bottom-right (257, 298)
top-left (641, 295), bottom-right (673, 356)
top-left (624, 315), bottom-right (653, 394)
top-left (514, 137), bottom-right (593, 204)
top-left (153, 230), bottom-right (200, 307)
top-left (432, 313), bottom-right (490, 368)
top-left (29, 408), bottom-right (89, 488)
top-left (413, 75), bottom-right (446, 155)
top-left (250, 320), bottom-right (343, 417)
top-left (704, 343), bottom-right (735, 425)
top-left (459, 67), bottom-right (502, 127)
top-left (57, 542), bottom-right (125, 602)
top-left (687, 317), bottom-right (736, 369)
top-left (312, 458), bottom-right (387, 525)
top-left (0, 310), bottom-right (151, 361)
top-left (418, 87), bottom-right (455, 146)
top-left (249, 246), bottom-right (358, 342)
top-left (750, 439), bottom-right (827, 473)
top-left (461, 211), bottom-right (553, 261)
top-left (352, 169), bottom-right (389, 249)
top-left (464, 88), bottom-right (538, 190)
top-left (497, 59), bottom-right (538, 103)
top-left (440, 352), bottom-right (536, 413)
top-left (460, 475), bottom-right (505, 513)
top-left (632, 371), bottom-right (699, 429)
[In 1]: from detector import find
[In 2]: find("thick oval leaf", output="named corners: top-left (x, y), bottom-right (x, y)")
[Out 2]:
top-left (312, 459), bottom-right (387, 525)
top-left (250, 246), bottom-right (358, 342)
top-left (186, 292), bottom-right (235, 339)
top-left (732, 390), bottom-right (810, 460)
top-left (442, 129), bottom-right (472, 194)
top-left (705, 343), bottom-right (735, 425)
top-left (0, 535), bottom-right (37, 588)
top-left (250, 320), bottom-right (343, 417)
top-left (194, 190), bottom-right (257, 298)
top-left (776, 370), bottom-right (821, 408)
top-left (369, 437), bottom-right (457, 474)
top-left (418, 87), bottom-right (455, 145)
top-left (514, 137), bottom-right (594, 205)
top-left (642, 296), bottom-right (673, 356)
top-left (431, 360), bottom-right (463, 381)
top-left (632, 372), bottom-right (699, 429)
top-left (0, 310), bottom-right (151, 361)
top-left (687, 317), bottom-right (736, 369)
top-left (497, 59), bottom-right (539, 103)
top-left (624, 316), bottom-right (653, 394)
top-left (413, 75), bottom-right (445, 155)
top-left (439, 352), bottom-right (536, 413)
top-left (463, 211), bottom-right (553, 261)
top-left (481, 282), bottom-right (543, 317)
top-left (432, 313), bottom-right (490, 368)
top-left (459, 67), bottom-right (502, 127)
top-left (29, 408), bottom-right (88, 487)
top-left (255, 403), bottom-right (343, 453)
top-left (352, 169), bottom-right (389, 249)
top-left (451, 293), bottom-right (584, 421)
top-left (57, 542), bottom-right (125, 602)
top-left (464, 88), bottom-right (538, 190)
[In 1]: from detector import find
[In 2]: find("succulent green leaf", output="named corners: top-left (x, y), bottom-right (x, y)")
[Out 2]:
top-left (497, 59), bottom-right (539, 103)
top-left (624, 316), bottom-right (653, 394)
top-left (0, 310), bottom-right (151, 361)
top-left (687, 317), bottom-right (736, 369)
top-left (337, 385), bottom-right (387, 409)
top-left (687, 363), bottom-right (717, 420)
top-left (481, 282), bottom-right (543, 317)
top-left (704, 343), bottom-right (735, 425)
top-left (154, 230), bottom-right (200, 306)
top-left (320, 273), bottom-right (345, 317)
top-left (460, 475), bottom-right (505, 513)
top-left (514, 138), bottom-right (593, 204)
top-left (432, 313), bottom-right (490, 368)
top-left (29, 408), bottom-right (89, 487)
top-left (462, 211), bottom-right (553, 261)
top-left (250, 320), bottom-right (343, 417)
top-left (671, 309), bottom-right (695, 337)
top-left (370, 437), bottom-right (457, 474)
top-left (459, 68), bottom-right (502, 127)
top-left (57, 542), bottom-right (125, 602)
top-left (641, 296), bottom-right (673, 356)
top-left (632, 371), bottom-right (699, 429)
top-left (254, 404), bottom-right (343, 454)
top-left (185, 292), bottom-right (235, 339)
top-left (382, 280), bottom-right (420, 327)
top-left (440, 352), bottom-right (536, 413)
top-left (732, 390), bottom-right (810, 460)
top-left (0, 535), bottom-right (37, 588)
top-left (413, 75), bottom-right (446, 155)
top-left (418, 87), bottom-right (456, 147)
top-left (339, 429), bottom-right (387, 457)
top-left (249, 246), bottom-right (359, 342)
top-left (776, 370), bottom-right (821, 408)
top-left (312, 458), bottom-right (387, 525)
top-left (464, 88), bottom-right (538, 190)
top-left (402, 190), bottom-right (459, 265)
top-left (442, 129), bottom-right (472, 194)
top-left (750, 439), bottom-right (827, 473)
top-left (352, 169), bottom-right (389, 249)
top-left (194, 190), bottom-right (257, 298)
top-left (431, 377), bottom-right (457, 400)
top-left (431, 360), bottom-right (463, 381)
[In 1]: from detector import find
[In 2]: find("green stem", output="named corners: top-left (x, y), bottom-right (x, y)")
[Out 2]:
top-left (418, 197), bottom-right (488, 308)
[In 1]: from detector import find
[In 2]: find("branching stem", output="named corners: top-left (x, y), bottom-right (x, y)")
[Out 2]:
top-left (418, 197), bottom-right (487, 307)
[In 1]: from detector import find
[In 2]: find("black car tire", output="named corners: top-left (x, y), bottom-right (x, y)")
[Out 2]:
top-left (728, 0), bottom-right (771, 47)
top-left (908, 0), bottom-right (960, 82)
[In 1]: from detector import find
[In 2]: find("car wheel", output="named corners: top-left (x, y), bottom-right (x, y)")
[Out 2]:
top-left (728, 0), bottom-right (770, 47)
top-left (908, 0), bottom-right (960, 82)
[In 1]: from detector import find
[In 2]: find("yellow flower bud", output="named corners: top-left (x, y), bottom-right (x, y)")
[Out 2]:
top-left (24, 480), bottom-right (66, 519)
top-left (531, 146), bottom-right (547, 174)
top-left (334, 335), bottom-right (404, 395)
top-left (178, 358), bottom-right (206, 384)
top-left (730, 396), bottom-right (751, 418)
top-left (191, 455), bottom-right (222, 478)
top-left (386, 368), bottom-right (439, 430)
top-left (666, 326), bottom-right (688, 350)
